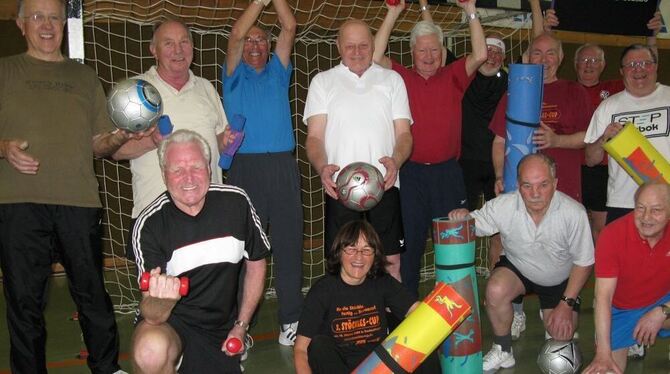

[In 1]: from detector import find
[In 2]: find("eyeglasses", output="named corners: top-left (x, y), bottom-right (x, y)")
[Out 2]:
top-left (621, 60), bottom-right (656, 70)
top-left (244, 37), bottom-right (268, 45)
top-left (342, 246), bottom-right (374, 256)
top-left (576, 57), bottom-right (602, 65)
top-left (486, 47), bottom-right (503, 57)
top-left (23, 13), bottom-right (65, 25)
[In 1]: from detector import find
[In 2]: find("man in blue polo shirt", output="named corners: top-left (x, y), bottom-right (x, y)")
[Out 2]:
top-left (222, 0), bottom-right (303, 347)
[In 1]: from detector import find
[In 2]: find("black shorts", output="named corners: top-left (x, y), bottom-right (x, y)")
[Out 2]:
top-left (581, 165), bottom-right (608, 211)
top-left (167, 316), bottom-right (241, 373)
top-left (325, 187), bottom-right (404, 256)
top-left (495, 256), bottom-right (580, 312)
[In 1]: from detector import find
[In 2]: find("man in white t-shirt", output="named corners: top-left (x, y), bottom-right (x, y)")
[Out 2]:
top-left (304, 19), bottom-right (413, 279)
top-left (584, 44), bottom-right (670, 223)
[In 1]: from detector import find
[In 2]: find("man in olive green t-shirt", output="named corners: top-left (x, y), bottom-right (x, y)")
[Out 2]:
top-left (0, 0), bottom-right (144, 372)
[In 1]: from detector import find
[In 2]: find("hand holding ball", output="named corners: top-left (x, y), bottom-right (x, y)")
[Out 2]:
top-left (139, 271), bottom-right (189, 297)
top-left (335, 162), bottom-right (385, 212)
top-left (224, 337), bottom-right (243, 354)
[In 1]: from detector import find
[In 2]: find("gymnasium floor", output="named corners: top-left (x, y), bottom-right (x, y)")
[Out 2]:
top-left (0, 274), bottom-right (668, 373)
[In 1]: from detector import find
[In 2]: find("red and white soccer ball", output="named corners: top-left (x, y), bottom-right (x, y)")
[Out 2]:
top-left (335, 162), bottom-right (385, 212)
top-left (107, 78), bottom-right (163, 133)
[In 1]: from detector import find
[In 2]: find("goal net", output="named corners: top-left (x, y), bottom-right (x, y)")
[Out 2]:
top-left (82, 0), bottom-right (534, 313)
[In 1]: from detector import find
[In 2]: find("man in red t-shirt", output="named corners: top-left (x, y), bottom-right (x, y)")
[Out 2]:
top-left (491, 33), bottom-right (592, 203)
top-left (583, 183), bottom-right (670, 374)
top-left (372, 0), bottom-right (487, 296)
top-left (572, 44), bottom-right (624, 242)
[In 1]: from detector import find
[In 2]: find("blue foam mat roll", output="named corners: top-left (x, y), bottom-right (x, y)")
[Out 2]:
top-left (503, 64), bottom-right (544, 192)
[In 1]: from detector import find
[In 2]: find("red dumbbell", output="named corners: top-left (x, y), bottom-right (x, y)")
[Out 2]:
top-left (386, 0), bottom-right (400, 5)
top-left (223, 337), bottom-right (243, 354)
top-left (139, 272), bottom-right (189, 296)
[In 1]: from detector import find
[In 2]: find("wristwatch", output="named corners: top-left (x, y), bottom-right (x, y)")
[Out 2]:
top-left (234, 319), bottom-right (250, 331)
top-left (560, 295), bottom-right (578, 307)
top-left (660, 304), bottom-right (670, 319)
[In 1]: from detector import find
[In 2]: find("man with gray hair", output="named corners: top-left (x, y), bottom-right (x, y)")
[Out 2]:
top-left (0, 0), bottom-right (143, 372)
top-left (373, 0), bottom-right (486, 297)
top-left (491, 32), bottom-right (592, 203)
top-left (449, 153), bottom-right (594, 372)
top-left (113, 19), bottom-right (228, 223)
top-left (130, 129), bottom-right (269, 373)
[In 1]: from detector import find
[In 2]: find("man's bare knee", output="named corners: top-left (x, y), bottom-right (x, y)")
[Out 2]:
top-left (132, 323), bottom-right (181, 374)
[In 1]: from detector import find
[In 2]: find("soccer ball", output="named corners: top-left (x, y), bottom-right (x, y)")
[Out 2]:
top-left (335, 162), bottom-right (384, 212)
top-left (107, 78), bottom-right (163, 133)
top-left (537, 339), bottom-right (582, 374)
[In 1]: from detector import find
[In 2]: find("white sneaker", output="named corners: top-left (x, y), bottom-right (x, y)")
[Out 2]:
top-left (240, 333), bottom-right (254, 361)
top-left (628, 343), bottom-right (645, 359)
top-left (278, 321), bottom-right (298, 346)
top-left (511, 312), bottom-right (526, 341)
top-left (483, 344), bottom-right (515, 372)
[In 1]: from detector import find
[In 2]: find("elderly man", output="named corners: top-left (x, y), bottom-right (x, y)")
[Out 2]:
top-left (222, 0), bottom-right (303, 346)
top-left (542, 10), bottom-right (661, 244)
top-left (373, 0), bottom-right (486, 297)
top-left (584, 44), bottom-right (670, 223)
top-left (583, 183), bottom-right (670, 374)
top-left (0, 0), bottom-right (143, 372)
top-left (449, 154), bottom-right (594, 372)
top-left (305, 19), bottom-right (413, 281)
top-left (130, 130), bottom-right (269, 374)
top-left (113, 20), bottom-right (228, 221)
top-left (491, 33), bottom-right (592, 203)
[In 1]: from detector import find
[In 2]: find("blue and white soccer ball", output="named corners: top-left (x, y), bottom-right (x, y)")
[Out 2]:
top-left (107, 78), bottom-right (163, 133)
top-left (537, 339), bottom-right (582, 374)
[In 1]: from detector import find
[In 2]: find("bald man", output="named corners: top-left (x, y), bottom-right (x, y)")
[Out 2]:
top-left (304, 19), bottom-right (413, 281)
top-left (584, 183), bottom-right (670, 374)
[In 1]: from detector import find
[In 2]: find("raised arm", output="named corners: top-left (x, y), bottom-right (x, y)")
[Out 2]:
top-left (529, 0), bottom-right (547, 37)
top-left (272, 0), bottom-right (297, 68)
top-left (646, 10), bottom-right (662, 60)
top-left (419, 0), bottom-right (432, 22)
top-left (373, 0), bottom-right (405, 69)
top-left (225, 0), bottom-right (269, 76)
top-left (458, 0), bottom-right (487, 76)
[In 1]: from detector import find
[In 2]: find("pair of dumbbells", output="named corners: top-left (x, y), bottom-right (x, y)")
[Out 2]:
top-left (139, 271), bottom-right (189, 297)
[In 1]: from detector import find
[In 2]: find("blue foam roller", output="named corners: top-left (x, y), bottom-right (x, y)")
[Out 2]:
top-left (503, 64), bottom-right (544, 192)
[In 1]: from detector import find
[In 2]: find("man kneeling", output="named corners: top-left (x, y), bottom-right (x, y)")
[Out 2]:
top-left (130, 130), bottom-right (270, 373)
top-left (449, 154), bottom-right (594, 373)
top-left (584, 182), bottom-right (670, 374)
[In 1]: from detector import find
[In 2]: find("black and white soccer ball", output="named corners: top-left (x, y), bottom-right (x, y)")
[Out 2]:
top-left (537, 339), bottom-right (582, 374)
top-left (107, 78), bottom-right (162, 133)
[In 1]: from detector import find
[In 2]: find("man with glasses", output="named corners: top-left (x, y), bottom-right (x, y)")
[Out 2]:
top-left (584, 44), bottom-right (670, 223)
top-left (0, 0), bottom-right (141, 372)
top-left (543, 10), bottom-right (661, 244)
top-left (223, 0), bottom-right (304, 348)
